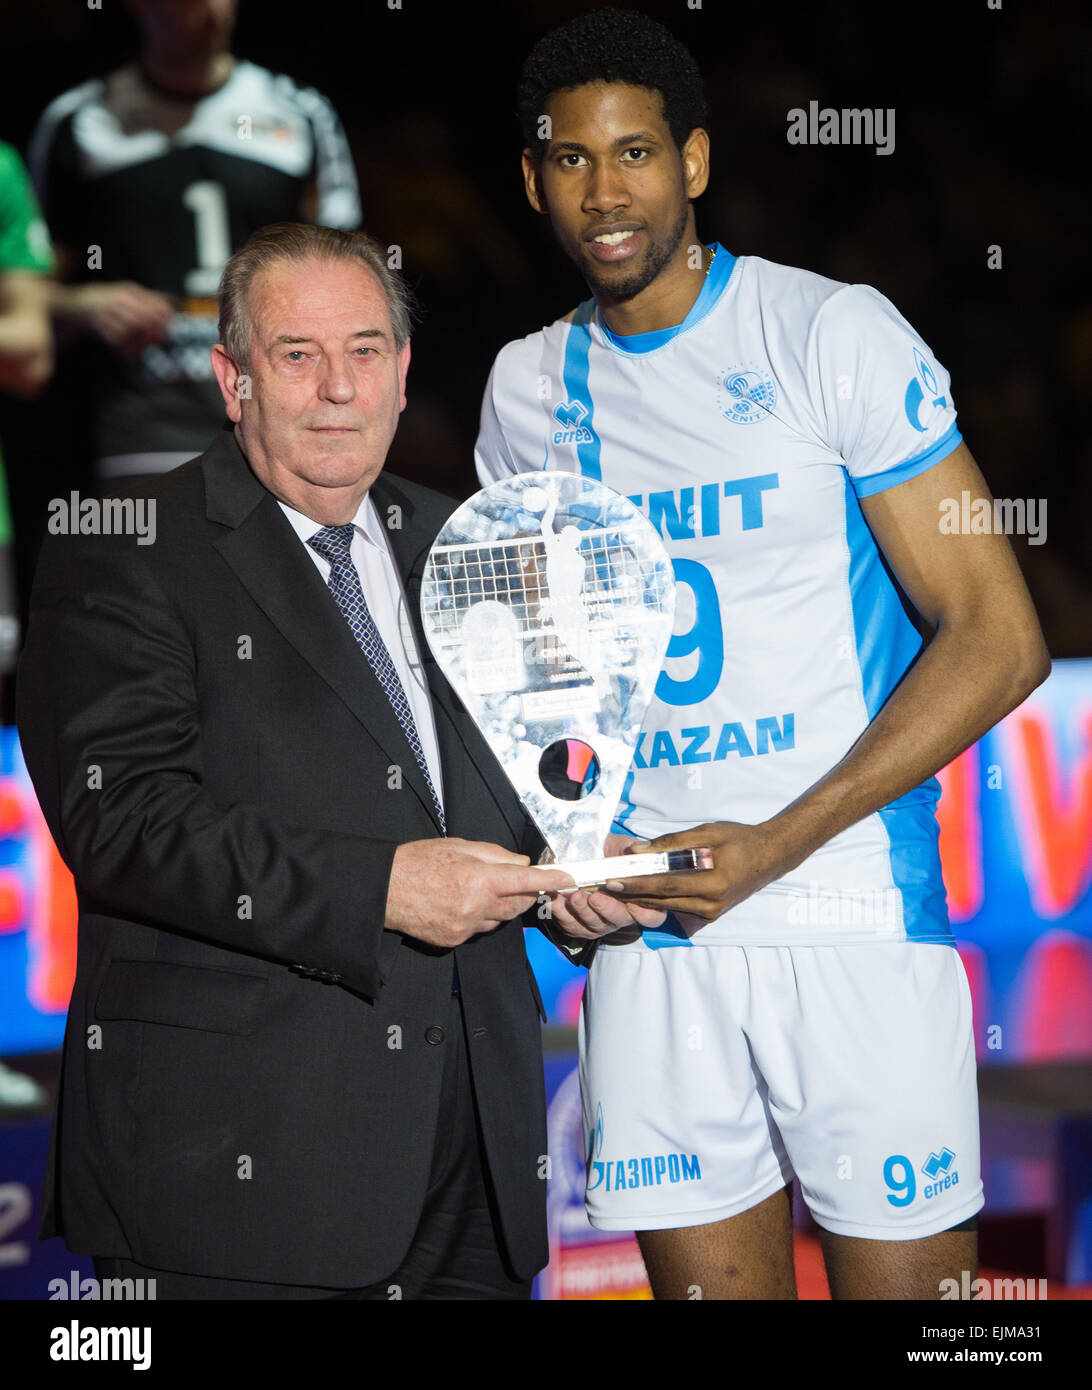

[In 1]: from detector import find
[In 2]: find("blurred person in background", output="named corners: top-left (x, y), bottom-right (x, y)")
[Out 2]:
top-left (27, 0), bottom-right (360, 490)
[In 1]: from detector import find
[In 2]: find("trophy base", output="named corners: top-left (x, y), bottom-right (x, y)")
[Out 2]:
top-left (556, 847), bottom-right (714, 891)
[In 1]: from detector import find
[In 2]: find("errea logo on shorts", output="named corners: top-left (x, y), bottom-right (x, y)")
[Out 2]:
top-left (883, 1148), bottom-right (961, 1206)
top-left (586, 1102), bottom-right (702, 1194)
top-left (921, 1147), bottom-right (960, 1200)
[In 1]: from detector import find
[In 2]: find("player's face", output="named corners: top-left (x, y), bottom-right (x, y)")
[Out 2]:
top-left (212, 257), bottom-right (410, 521)
top-left (523, 82), bottom-right (708, 301)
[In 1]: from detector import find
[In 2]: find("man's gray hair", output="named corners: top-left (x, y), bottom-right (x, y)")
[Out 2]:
top-left (218, 223), bottom-right (416, 365)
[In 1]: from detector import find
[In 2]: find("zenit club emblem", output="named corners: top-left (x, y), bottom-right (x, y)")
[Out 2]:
top-left (717, 365), bottom-right (777, 425)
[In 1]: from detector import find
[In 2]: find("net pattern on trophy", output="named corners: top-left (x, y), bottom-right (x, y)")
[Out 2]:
top-left (419, 472), bottom-right (678, 864)
top-left (423, 528), bottom-right (667, 678)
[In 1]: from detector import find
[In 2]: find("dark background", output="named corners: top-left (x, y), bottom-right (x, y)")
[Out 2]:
top-left (1, 0), bottom-right (1089, 653)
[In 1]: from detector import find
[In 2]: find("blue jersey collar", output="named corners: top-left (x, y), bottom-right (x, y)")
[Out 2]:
top-left (597, 243), bottom-right (736, 354)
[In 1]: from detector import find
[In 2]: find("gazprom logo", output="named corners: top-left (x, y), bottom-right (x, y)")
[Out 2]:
top-left (552, 399), bottom-right (595, 445)
top-left (585, 1101), bottom-right (701, 1194)
top-left (922, 1147), bottom-right (957, 1179)
top-left (904, 346), bottom-right (948, 432)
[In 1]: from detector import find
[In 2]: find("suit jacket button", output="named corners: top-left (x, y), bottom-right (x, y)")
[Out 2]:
top-left (425, 1026), bottom-right (445, 1045)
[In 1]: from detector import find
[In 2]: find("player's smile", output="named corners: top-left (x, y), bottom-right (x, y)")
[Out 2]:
top-left (585, 221), bottom-right (645, 262)
top-left (523, 81), bottom-right (710, 334)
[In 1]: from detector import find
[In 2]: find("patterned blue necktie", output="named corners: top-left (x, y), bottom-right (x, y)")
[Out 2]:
top-left (308, 523), bottom-right (445, 833)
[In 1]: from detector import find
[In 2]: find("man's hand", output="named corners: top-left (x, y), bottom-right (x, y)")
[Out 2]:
top-left (543, 833), bottom-right (669, 940)
top-left (544, 886), bottom-right (669, 940)
top-left (609, 821), bottom-right (795, 922)
top-left (386, 837), bottom-right (574, 948)
top-left (63, 281), bottom-right (174, 357)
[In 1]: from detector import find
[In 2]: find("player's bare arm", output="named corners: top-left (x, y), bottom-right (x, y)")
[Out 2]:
top-left (0, 270), bottom-right (53, 394)
top-left (617, 440), bottom-right (1050, 918)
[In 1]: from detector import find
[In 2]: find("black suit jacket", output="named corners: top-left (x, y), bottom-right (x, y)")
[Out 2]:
top-left (16, 429), bottom-right (554, 1287)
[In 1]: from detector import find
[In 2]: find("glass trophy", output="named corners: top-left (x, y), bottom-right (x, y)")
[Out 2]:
top-left (420, 471), bottom-right (713, 889)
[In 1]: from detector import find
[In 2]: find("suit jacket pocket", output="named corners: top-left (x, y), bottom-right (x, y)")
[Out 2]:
top-left (96, 959), bottom-right (268, 1036)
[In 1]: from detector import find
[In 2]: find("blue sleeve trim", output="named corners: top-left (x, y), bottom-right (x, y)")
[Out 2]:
top-left (853, 423), bottom-right (962, 499)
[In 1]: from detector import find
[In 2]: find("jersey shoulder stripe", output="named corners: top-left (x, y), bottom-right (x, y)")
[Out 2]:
top-left (27, 77), bottom-right (105, 189)
top-left (266, 68), bottom-right (361, 228)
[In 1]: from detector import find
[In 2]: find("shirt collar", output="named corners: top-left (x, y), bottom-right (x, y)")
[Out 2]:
top-left (277, 492), bottom-right (385, 551)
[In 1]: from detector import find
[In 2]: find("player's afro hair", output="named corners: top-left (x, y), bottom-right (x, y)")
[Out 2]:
top-left (518, 6), bottom-right (709, 158)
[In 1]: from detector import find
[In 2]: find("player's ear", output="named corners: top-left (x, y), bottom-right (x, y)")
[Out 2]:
top-left (680, 128), bottom-right (711, 201)
top-left (522, 150), bottom-right (548, 215)
top-left (210, 344), bottom-right (245, 424)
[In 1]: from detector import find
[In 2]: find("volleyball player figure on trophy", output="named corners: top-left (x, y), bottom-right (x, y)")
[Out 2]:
top-left (421, 471), bottom-right (713, 889)
top-left (536, 491), bottom-right (596, 684)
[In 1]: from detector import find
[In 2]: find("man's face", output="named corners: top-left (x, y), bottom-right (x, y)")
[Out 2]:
top-left (523, 82), bottom-right (705, 300)
top-left (211, 256), bottom-right (410, 521)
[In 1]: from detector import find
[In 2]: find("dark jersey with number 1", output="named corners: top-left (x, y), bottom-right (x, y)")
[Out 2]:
top-left (29, 59), bottom-right (361, 478)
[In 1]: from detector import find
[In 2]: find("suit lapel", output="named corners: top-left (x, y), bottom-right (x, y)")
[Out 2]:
top-left (203, 433), bottom-right (444, 833)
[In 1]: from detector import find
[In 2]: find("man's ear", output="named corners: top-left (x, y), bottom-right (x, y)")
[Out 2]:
top-left (396, 339), bottom-right (411, 413)
top-left (521, 150), bottom-right (548, 215)
top-left (681, 127), bottom-right (711, 201)
top-left (210, 344), bottom-right (246, 424)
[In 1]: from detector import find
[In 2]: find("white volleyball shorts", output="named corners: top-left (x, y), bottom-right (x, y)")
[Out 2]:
top-left (578, 940), bottom-right (983, 1239)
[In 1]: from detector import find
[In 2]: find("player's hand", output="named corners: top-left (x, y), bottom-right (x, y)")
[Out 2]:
top-left (541, 833), bottom-right (667, 941)
top-left (606, 820), bottom-right (795, 921)
top-left (73, 282), bottom-right (175, 357)
top-left (386, 837), bottom-right (574, 948)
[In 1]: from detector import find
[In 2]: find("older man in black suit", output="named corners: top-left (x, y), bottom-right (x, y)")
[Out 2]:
top-left (16, 222), bottom-right (655, 1299)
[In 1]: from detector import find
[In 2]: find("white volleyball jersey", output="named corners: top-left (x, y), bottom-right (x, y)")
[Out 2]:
top-left (475, 247), bottom-right (962, 947)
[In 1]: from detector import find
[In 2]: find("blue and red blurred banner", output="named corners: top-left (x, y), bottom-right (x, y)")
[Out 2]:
top-left (0, 728), bottom-right (76, 1056)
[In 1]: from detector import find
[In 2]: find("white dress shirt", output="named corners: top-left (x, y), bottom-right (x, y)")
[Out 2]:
top-left (278, 493), bottom-right (445, 811)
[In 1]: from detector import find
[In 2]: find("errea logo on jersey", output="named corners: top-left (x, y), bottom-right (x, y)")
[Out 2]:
top-left (717, 365), bottom-right (778, 425)
top-left (552, 399), bottom-right (596, 445)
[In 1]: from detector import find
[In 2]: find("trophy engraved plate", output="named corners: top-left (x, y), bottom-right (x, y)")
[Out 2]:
top-left (421, 471), bottom-right (690, 884)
